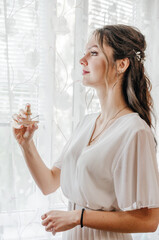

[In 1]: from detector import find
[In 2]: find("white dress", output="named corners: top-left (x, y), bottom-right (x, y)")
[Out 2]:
top-left (54, 112), bottom-right (159, 240)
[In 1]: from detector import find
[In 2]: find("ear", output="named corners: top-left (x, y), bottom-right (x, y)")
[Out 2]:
top-left (116, 58), bottom-right (130, 74)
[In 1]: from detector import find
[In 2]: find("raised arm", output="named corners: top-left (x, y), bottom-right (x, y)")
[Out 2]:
top-left (12, 105), bottom-right (60, 195)
top-left (21, 140), bottom-right (60, 195)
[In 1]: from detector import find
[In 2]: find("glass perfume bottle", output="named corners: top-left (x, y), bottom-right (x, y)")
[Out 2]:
top-left (12, 104), bottom-right (39, 129)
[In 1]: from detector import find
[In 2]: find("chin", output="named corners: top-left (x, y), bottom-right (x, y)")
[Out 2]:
top-left (82, 81), bottom-right (89, 86)
top-left (82, 78), bottom-right (88, 86)
top-left (82, 79), bottom-right (97, 88)
top-left (82, 77), bottom-right (92, 86)
top-left (82, 81), bottom-right (92, 87)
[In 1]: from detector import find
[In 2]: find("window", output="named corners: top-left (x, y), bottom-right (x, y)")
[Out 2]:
top-left (0, 0), bottom-right (158, 239)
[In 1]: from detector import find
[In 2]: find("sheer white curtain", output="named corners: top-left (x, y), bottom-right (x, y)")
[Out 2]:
top-left (0, 0), bottom-right (88, 239)
top-left (0, 0), bottom-right (159, 240)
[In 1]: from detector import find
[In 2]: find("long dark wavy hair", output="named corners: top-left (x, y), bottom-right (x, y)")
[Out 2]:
top-left (93, 24), bottom-right (156, 132)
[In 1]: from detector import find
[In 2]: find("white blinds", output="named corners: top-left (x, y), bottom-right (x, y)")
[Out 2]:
top-left (88, 0), bottom-right (136, 29)
top-left (0, 0), bottom-right (40, 124)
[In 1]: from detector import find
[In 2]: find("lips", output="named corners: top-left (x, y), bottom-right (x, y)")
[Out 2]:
top-left (82, 70), bottom-right (90, 75)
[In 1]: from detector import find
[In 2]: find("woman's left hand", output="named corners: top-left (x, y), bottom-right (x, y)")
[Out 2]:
top-left (41, 210), bottom-right (81, 235)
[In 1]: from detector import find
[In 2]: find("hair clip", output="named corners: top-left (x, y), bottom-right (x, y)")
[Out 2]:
top-left (133, 49), bottom-right (144, 63)
top-left (133, 49), bottom-right (141, 61)
top-left (136, 51), bottom-right (141, 61)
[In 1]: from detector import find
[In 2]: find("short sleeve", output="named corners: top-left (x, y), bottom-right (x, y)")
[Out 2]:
top-left (53, 115), bottom-right (86, 169)
top-left (113, 129), bottom-right (159, 211)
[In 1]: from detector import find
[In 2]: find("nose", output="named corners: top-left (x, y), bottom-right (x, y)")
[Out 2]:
top-left (79, 56), bottom-right (88, 66)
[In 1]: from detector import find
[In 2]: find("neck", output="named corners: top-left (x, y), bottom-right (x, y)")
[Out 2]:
top-left (95, 82), bottom-right (129, 125)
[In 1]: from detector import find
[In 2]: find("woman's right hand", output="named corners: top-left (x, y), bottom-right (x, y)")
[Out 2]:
top-left (12, 104), bottom-right (38, 147)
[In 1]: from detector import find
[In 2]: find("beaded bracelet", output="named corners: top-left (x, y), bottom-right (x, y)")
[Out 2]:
top-left (80, 208), bottom-right (85, 228)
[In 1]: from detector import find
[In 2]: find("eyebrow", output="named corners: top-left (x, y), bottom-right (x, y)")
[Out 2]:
top-left (86, 45), bottom-right (99, 50)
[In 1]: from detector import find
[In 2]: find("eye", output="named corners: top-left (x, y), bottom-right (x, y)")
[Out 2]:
top-left (90, 51), bottom-right (98, 56)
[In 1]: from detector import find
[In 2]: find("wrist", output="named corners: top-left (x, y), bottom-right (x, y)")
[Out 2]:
top-left (21, 139), bottom-right (34, 150)
top-left (73, 210), bottom-right (81, 226)
top-left (80, 208), bottom-right (85, 228)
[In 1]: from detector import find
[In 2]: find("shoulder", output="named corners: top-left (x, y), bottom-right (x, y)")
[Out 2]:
top-left (122, 112), bottom-right (154, 136)
top-left (116, 112), bottom-right (156, 152)
top-left (113, 114), bottom-right (157, 171)
top-left (124, 113), bottom-right (156, 149)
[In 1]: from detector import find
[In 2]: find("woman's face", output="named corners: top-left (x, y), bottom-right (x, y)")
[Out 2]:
top-left (79, 34), bottom-right (115, 88)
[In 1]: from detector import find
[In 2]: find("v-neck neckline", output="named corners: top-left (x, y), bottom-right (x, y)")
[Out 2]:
top-left (85, 112), bottom-right (138, 149)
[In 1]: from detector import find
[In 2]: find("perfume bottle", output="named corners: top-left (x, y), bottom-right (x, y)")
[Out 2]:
top-left (12, 104), bottom-right (39, 129)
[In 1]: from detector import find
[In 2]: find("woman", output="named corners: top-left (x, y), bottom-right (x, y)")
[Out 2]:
top-left (13, 25), bottom-right (159, 240)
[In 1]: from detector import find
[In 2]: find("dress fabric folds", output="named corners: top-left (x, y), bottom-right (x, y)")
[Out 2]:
top-left (54, 112), bottom-right (159, 240)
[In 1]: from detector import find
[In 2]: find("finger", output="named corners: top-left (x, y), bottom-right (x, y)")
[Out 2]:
top-left (30, 123), bottom-right (35, 130)
top-left (43, 210), bottom-right (52, 216)
top-left (23, 130), bottom-right (29, 139)
top-left (45, 222), bottom-right (54, 232)
top-left (23, 124), bottom-right (34, 137)
top-left (13, 126), bottom-right (21, 135)
top-left (42, 216), bottom-right (52, 226)
top-left (41, 210), bottom-right (52, 219)
top-left (27, 124), bottom-right (35, 133)
top-left (12, 120), bottom-right (24, 129)
top-left (41, 214), bottom-right (47, 220)
top-left (16, 133), bottom-right (21, 139)
top-left (34, 123), bottom-right (38, 129)
top-left (52, 228), bottom-right (56, 236)
top-left (30, 123), bottom-right (38, 132)
top-left (12, 113), bottom-right (26, 127)
top-left (19, 109), bottom-right (27, 118)
top-left (12, 114), bottom-right (19, 122)
top-left (27, 123), bottom-right (36, 130)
